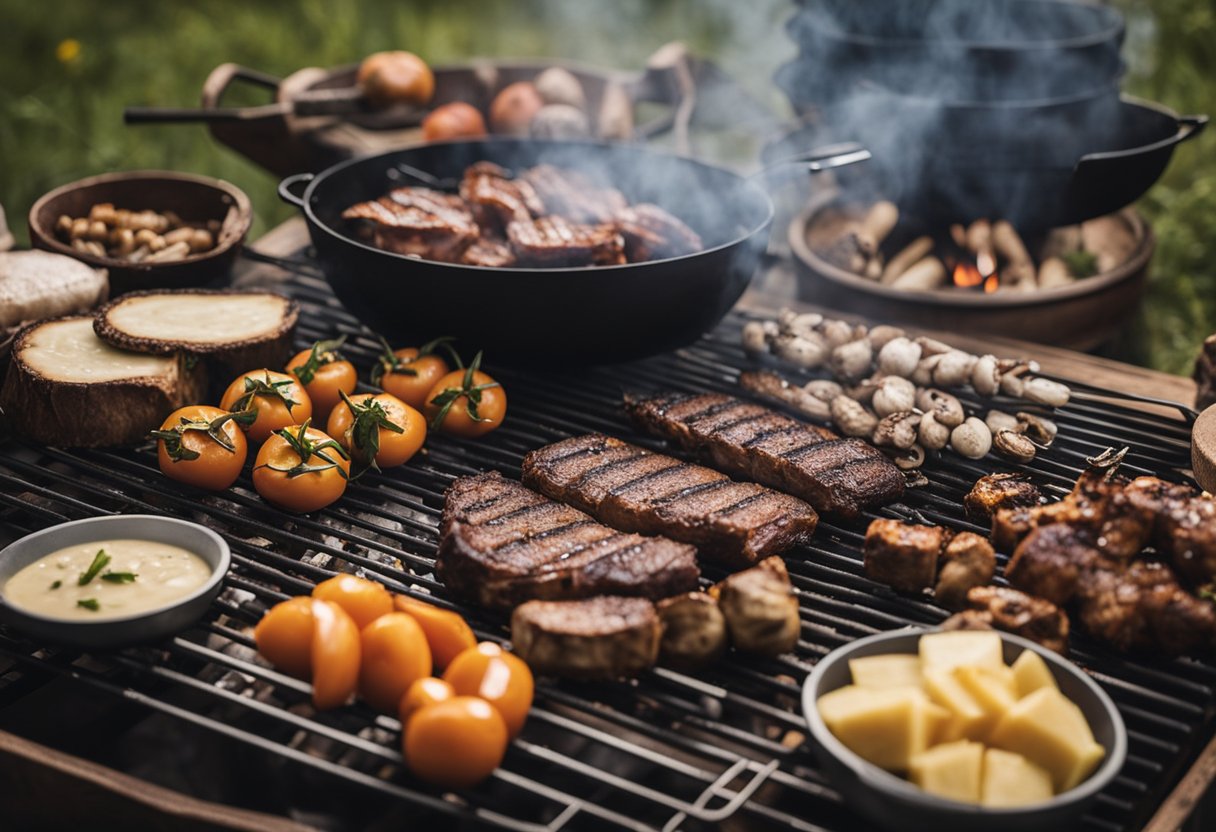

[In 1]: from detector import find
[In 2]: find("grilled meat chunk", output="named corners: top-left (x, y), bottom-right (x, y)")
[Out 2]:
top-left (626, 392), bottom-right (904, 520)
top-left (1005, 524), bottom-right (1102, 606)
top-left (507, 216), bottom-right (627, 267)
top-left (1125, 476), bottom-right (1216, 585)
top-left (459, 161), bottom-right (544, 230)
top-left (521, 164), bottom-right (628, 224)
top-left (1075, 559), bottom-right (1216, 655)
top-left (511, 596), bottom-right (661, 679)
top-left (460, 236), bottom-right (516, 268)
top-left (614, 203), bottom-right (703, 262)
top-left (438, 471), bottom-right (700, 610)
top-left (341, 187), bottom-right (479, 262)
top-left (935, 532), bottom-right (996, 610)
top-left (964, 474), bottom-right (1043, 523)
top-left (710, 557), bottom-right (800, 656)
top-left (521, 434), bottom-right (818, 568)
top-left (863, 519), bottom-right (945, 593)
top-left (656, 592), bottom-right (728, 670)
top-left (962, 586), bottom-right (1069, 655)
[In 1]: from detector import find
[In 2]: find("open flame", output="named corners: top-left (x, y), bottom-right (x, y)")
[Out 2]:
top-left (953, 262), bottom-right (1001, 293)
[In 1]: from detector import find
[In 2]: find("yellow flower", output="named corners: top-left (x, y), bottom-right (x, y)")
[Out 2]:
top-left (56, 38), bottom-right (81, 64)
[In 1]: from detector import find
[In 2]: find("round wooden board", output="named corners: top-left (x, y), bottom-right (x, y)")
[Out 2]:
top-left (1193, 404), bottom-right (1216, 493)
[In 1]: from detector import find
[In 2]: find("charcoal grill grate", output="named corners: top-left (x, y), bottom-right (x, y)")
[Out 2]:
top-left (0, 260), bottom-right (1211, 831)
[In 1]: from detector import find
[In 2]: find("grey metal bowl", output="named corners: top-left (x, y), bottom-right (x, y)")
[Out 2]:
top-left (801, 627), bottom-right (1127, 832)
top-left (0, 514), bottom-right (230, 648)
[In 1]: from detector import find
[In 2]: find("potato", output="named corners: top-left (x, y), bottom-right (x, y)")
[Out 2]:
top-left (909, 740), bottom-right (984, 804)
top-left (982, 748), bottom-right (1054, 807)
top-left (919, 631), bottom-right (1004, 673)
top-left (923, 668), bottom-right (990, 742)
top-left (818, 685), bottom-right (949, 771)
top-left (989, 687), bottom-right (1105, 791)
top-left (849, 654), bottom-right (922, 689)
top-left (954, 665), bottom-right (1018, 723)
top-left (1012, 649), bottom-right (1058, 698)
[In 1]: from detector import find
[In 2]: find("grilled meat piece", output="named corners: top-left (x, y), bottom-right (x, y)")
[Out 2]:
top-left (460, 236), bottom-right (516, 268)
top-left (459, 161), bottom-right (544, 230)
top-left (965, 586), bottom-right (1069, 654)
top-left (521, 164), bottom-right (628, 224)
top-left (935, 532), bottom-right (996, 610)
top-left (521, 434), bottom-right (817, 568)
top-left (511, 595), bottom-right (661, 679)
top-left (507, 216), bottom-right (627, 267)
top-left (614, 203), bottom-right (703, 262)
top-left (1005, 524), bottom-right (1102, 606)
top-left (863, 518), bottom-right (945, 593)
top-left (940, 609), bottom-right (997, 634)
top-left (656, 592), bottom-right (728, 670)
top-left (626, 392), bottom-right (904, 520)
top-left (1125, 476), bottom-right (1216, 585)
top-left (964, 474), bottom-right (1043, 524)
top-left (438, 471), bottom-right (700, 610)
top-left (710, 557), bottom-right (800, 656)
top-left (342, 187), bottom-right (479, 262)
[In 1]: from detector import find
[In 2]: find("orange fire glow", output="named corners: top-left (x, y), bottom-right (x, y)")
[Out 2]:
top-left (984, 274), bottom-right (999, 293)
top-left (953, 262), bottom-right (984, 288)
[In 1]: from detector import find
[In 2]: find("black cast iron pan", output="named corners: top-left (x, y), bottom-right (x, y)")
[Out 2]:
top-left (276, 138), bottom-right (863, 364)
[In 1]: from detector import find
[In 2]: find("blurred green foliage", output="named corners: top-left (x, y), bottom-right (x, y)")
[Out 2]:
top-left (1, 0), bottom-right (1211, 375)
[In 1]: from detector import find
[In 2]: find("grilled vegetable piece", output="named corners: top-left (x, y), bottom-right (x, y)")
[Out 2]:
top-left (0, 316), bottom-right (205, 447)
top-left (521, 434), bottom-right (818, 568)
top-left (942, 586), bottom-right (1071, 655)
top-left (964, 473), bottom-right (1043, 523)
top-left (626, 392), bottom-right (904, 520)
top-left (656, 592), bottom-right (728, 670)
top-left (710, 556), bottom-right (800, 656)
top-left (511, 595), bottom-right (661, 679)
top-left (935, 532), bottom-right (996, 610)
top-left (93, 289), bottom-right (298, 376)
top-left (438, 471), bottom-right (700, 610)
top-left (342, 187), bottom-right (479, 263)
top-left (863, 519), bottom-right (945, 593)
top-left (506, 215), bottom-right (626, 267)
top-left (0, 250), bottom-right (108, 330)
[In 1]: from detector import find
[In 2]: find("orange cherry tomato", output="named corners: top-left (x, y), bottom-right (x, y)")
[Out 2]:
top-left (327, 392), bottom-right (426, 470)
top-left (399, 677), bottom-right (455, 726)
top-left (153, 404), bottom-right (250, 490)
top-left (394, 595), bottom-right (477, 671)
top-left (220, 369), bottom-right (312, 444)
top-left (422, 102), bottom-right (487, 142)
top-left (252, 423), bottom-right (350, 513)
top-left (286, 338), bottom-right (357, 422)
top-left (423, 353), bottom-right (506, 439)
top-left (442, 642), bottom-right (533, 738)
top-left (313, 574), bottom-right (393, 630)
top-left (254, 597), bottom-right (361, 710)
top-left (254, 596), bottom-right (314, 678)
top-left (360, 612), bottom-right (433, 713)
top-left (404, 696), bottom-right (508, 788)
top-left (372, 337), bottom-right (456, 411)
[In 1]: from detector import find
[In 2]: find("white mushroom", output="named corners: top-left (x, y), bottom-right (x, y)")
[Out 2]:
top-left (804, 379), bottom-right (844, 402)
top-left (915, 336), bottom-right (953, 357)
top-left (1022, 377), bottom-right (1071, 408)
top-left (781, 311), bottom-right (823, 339)
top-left (872, 411), bottom-right (921, 450)
top-left (867, 324), bottom-right (906, 351)
top-left (741, 321), bottom-right (770, 354)
top-left (830, 337), bottom-right (874, 382)
top-left (830, 396), bottom-right (878, 438)
top-left (917, 410), bottom-right (951, 450)
top-left (911, 354), bottom-right (943, 386)
top-left (872, 376), bottom-right (917, 417)
top-left (819, 319), bottom-right (857, 349)
top-left (916, 388), bottom-right (965, 428)
top-left (993, 429), bottom-right (1037, 463)
top-left (985, 409), bottom-right (1020, 434)
top-left (971, 354), bottom-right (1000, 397)
top-left (876, 336), bottom-right (922, 378)
top-left (1016, 412), bottom-right (1058, 445)
top-left (891, 443), bottom-right (926, 470)
top-left (932, 350), bottom-right (978, 388)
top-left (773, 333), bottom-right (829, 369)
top-left (950, 417), bottom-right (993, 459)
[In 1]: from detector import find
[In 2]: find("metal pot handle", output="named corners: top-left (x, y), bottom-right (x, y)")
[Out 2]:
top-left (751, 142), bottom-right (872, 188)
top-left (277, 173), bottom-right (314, 209)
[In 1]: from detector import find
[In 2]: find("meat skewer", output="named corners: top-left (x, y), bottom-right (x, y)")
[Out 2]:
top-left (862, 518), bottom-right (996, 609)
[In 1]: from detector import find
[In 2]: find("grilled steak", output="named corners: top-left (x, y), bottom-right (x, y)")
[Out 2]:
top-left (964, 473), bottom-right (1043, 523)
top-left (521, 434), bottom-right (818, 568)
top-left (460, 236), bottom-right (515, 268)
top-left (511, 595), bottom-right (661, 679)
top-left (341, 187), bottom-right (479, 263)
top-left (507, 216), bottom-right (627, 267)
top-left (437, 471), bottom-right (700, 610)
top-left (863, 518), bottom-right (944, 593)
top-left (521, 164), bottom-right (628, 224)
top-left (459, 162), bottom-right (544, 230)
top-left (626, 392), bottom-right (903, 520)
top-left (614, 203), bottom-right (703, 262)
top-left (656, 592), bottom-right (727, 670)
top-left (710, 556), bottom-right (800, 656)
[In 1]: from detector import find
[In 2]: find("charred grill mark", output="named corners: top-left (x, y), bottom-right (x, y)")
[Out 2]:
top-left (710, 492), bottom-right (770, 518)
top-left (742, 425), bottom-right (804, 448)
top-left (647, 478), bottom-right (734, 506)
top-left (490, 519), bottom-right (600, 551)
top-left (607, 461), bottom-right (689, 497)
top-left (698, 411), bottom-right (771, 436)
top-left (649, 391), bottom-right (699, 416)
top-left (484, 502), bottom-right (559, 526)
top-left (680, 399), bottom-right (748, 425)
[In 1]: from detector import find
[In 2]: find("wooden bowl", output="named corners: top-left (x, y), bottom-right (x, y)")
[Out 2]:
top-left (28, 171), bottom-right (252, 295)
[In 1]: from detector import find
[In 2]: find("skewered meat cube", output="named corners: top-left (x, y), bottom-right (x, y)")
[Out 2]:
top-left (341, 187), bottom-right (479, 262)
top-left (460, 236), bottom-right (516, 268)
top-left (942, 586), bottom-right (1070, 655)
top-left (459, 161), bottom-right (544, 230)
top-left (521, 163), bottom-right (627, 224)
top-left (656, 592), bottom-right (728, 670)
top-left (710, 557), bottom-right (800, 656)
top-left (1005, 524), bottom-right (1102, 606)
top-left (1124, 476), bottom-right (1216, 585)
top-left (511, 595), bottom-right (661, 679)
top-left (935, 532), bottom-right (996, 610)
top-left (614, 203), bottom-right (703, 262)
top-left (507, 216), bottom-right (626, 267)
top-left (964, 473), bottom-right (1043, 523)
top-left (863, 518), bottom-right (945, 593)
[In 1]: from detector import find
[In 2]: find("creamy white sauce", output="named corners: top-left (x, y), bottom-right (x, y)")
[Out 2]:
top-left (23, 318), bottom-right (174, 382)
top-left (4, 538), bottom-right (211, 621)
top-left (105, 294), bottom-right (289, 342)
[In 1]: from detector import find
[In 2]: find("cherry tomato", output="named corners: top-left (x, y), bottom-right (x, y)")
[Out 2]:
top-left (313, 574), bottom-right (393, 630)
top-left (394, 595), bottom-right (476, 670)
top-left (360, 612), bottom-right (433, 713)
top-left (399, 677), bottom-right (455, 726)
top-left (286, 338), bottom-right (357, 422)
top-left (443, 642), bottom-right (533, 738)
top-left (254, 597), bottom-right (361, 710)
top-left (327, 392), bottom-right (426, 470)
top-left (422, 102), bottom-right (487, 142)
top-left (404, 696), bottom-right (508, 788)
top-left (252, 423), bottom-right (350, 513)
top-left (424, 353), bottom-right (506, 439)
top-left (357, 51), bottom-right (434, 108)
top-left (489, 82), bottom-right (543, 135)
top-left (220, 369), bottom-right (312, 444)
top-left (153, 405), bottom-right (251, 490)
top-left (372, 336), bottom-right (456, 410)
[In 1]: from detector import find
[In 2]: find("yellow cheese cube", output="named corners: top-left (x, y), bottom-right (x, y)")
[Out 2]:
top-left (982, 748), bottom-right (1055, 807)
top-left (923, 668), bottom-right (991, 741)
top-left (919, 631), bottom-right (1005, 673)
top-left (909, 740), bottom-right (984, 804)
top-left (1012, 650), bottom-right (1058, 699)
top-left (989, 688), bottom-right (1106, 791)
top-left (954, 665), bottom-right (1018, 724)
top-left (817, 685), bottom-right (948, 771)
top-left (849, 654), bottom-right (923, 689)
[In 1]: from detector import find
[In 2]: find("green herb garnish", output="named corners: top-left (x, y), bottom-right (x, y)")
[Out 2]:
top-left (50, 580), bottom-right (62, 590)
top-left (338, 389), bottom-right (404, 475)
top-left (290, 336), bottom-right (347, 386)
top-left (101, 572), bottom-right (138, 584)
top-left (427, 351), bottom-right (501, 431)
top-left (254, 419), bottom-right (350, 480)
top-left (77, 598), bottom-right (100, 611)
top-left (77, 549), bottom-right (111, 586)
top-left (150, 409), bottom-right (256, 462)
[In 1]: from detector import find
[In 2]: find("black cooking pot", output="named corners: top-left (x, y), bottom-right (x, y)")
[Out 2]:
top-left (278, 139), bottom-right (780, 364)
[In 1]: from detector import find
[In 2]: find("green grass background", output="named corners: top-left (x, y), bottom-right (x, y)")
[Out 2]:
top-left (2, 0), bottom-right (1211, 374)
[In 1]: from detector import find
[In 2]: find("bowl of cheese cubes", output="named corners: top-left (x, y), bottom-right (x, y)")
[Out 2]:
top-left (801, 627), bottom-right (1126, 831)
